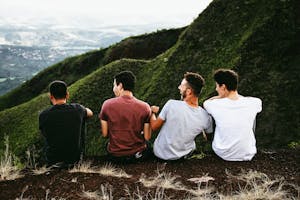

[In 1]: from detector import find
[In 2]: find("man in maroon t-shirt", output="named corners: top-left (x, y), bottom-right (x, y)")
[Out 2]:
top-left (99, 71), bottom-right (152, 162)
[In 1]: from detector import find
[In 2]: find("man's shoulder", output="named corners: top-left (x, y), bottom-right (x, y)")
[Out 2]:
top-left (166, 99), bottom-right (182, 106)
top-left (134, 98), bottom-right (150, 108)
top-left (203, 98), bottom-right (217, 107)
top-left (39, 106), bottom-right (54, 116)
top-left (244, 96), bottom-right (262, 102)
top-left (102, 97), bottom-right (119, 106)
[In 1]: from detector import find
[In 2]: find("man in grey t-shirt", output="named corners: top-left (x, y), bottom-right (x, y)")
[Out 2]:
top-left (150, 72), bottom-right (212, 160)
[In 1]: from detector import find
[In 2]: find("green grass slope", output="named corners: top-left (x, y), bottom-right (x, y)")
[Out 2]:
top-left (0, 0), bottom-right (299, 159)
top-left (0, 28), bottom-right (184, 112)
top-left (0, 59), bottom-right (150, 157)
top-left (144, 0), bottom-right (300, 147)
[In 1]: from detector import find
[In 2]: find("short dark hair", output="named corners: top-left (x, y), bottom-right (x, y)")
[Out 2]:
top-left (49, 80), bottom-right (67, 99)
top-left (114, 71), bottom-right (136, 91)
top-left (214, 69), bottom-right (238, 91)
top-left (184, 72), bottom-right (205, 96)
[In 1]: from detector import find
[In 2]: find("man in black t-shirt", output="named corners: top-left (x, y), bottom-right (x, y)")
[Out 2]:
top-left (39, 80), bottom-right (93, 166)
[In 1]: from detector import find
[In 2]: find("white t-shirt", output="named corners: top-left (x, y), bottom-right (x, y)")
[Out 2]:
top-left (203, 96), bottom-right (262, 161)
top-left (154, 100), bottom-right (212, 160)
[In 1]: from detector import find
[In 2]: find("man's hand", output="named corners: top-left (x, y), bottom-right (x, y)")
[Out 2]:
top-left (151, 106), bottom-right (160, 114)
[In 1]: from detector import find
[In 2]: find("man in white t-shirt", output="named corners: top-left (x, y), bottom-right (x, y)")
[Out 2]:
top-left (150, 72), bottom-right (213, 160)
top-left (203, 69), bottom-right (262, 161)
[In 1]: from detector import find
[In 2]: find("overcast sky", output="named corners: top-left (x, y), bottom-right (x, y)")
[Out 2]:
top-left (0, 0), bottom-right (213, 27)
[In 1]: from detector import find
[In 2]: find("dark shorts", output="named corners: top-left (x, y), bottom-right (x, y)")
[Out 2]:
top-left (106, 142), bottom-right (153, 163)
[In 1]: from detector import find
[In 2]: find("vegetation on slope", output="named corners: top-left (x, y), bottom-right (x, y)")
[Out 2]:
top-left (0, 28), bottom-right (184, 111)
top-left (0, 0), bottom-right (299, 160)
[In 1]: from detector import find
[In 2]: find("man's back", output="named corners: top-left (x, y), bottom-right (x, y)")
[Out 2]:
top-left (39, 103), bottom-right (87, 164)
top-left (100, 95), bottom-right (151, 156)
top-left (204, 96), bottom-right (262, 161)
top-left (154, 100), bottom-right (212, 160)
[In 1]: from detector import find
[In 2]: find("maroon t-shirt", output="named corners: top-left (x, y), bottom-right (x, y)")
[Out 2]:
top-left (99, 95), bottom-right (151, 156)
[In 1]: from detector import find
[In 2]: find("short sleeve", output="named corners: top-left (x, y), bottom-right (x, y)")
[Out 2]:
top-left (256, 98), bottom-right (262, 113)
top-left (205, 115), bottom-right (213, 133)
top-left (144, 104), bottom-right (151, 123)
top-left (99, 101), bottom-right (109, 121)
top-left (203, 100), bottom-right (212, 114)
top-left (78, 104), bottom-right (87, 119)
top-left (158, 100), bottom-right (171, 121)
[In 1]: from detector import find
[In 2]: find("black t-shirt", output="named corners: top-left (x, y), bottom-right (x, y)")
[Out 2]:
top-left (39, 103), bottom-right (87, 164)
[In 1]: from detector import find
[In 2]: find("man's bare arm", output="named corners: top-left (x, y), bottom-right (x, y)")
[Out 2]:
top-left (100, 120), bottom-right (108, 137)
top-left (143, 123), bottom-right (151, 140)
top-left (86, 107), bottom-right (93, 117)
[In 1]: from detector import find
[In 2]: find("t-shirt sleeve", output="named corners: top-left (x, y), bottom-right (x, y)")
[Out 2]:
top-left (144, 104), bottom-right (151, 123)
top-left (203, 100), bottom-right (212, 115)
top-left (205, 114), bottom-right (213, 133)
top-left (78, 104), bottom-right (87, 119)
top-left (255, 98), bottom-right (262, 113)
top-left (99, 101), bottom-right (109, 121)
top-left (158, 100), bottom-right (171, 121)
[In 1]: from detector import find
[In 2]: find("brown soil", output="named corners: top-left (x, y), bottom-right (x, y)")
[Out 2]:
top-left (0, 149), bottom-right (299, 199)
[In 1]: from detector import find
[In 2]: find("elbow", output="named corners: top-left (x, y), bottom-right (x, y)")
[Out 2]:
top-left (144, 134), bottom-right (151, 141)
top-left (150, 124), bottom-right (158, 131)
top-left (102, 133), bottom-right (108, 138)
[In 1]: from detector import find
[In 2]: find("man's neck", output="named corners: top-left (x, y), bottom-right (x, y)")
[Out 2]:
top-left (184, 96), bottom-right (199, 108)
top-left (120, 90), bottom-right (133, 97)
top-left (226, 90), bottom-right (239, 100)
top-left (52, 99), bottom-right (67, 105)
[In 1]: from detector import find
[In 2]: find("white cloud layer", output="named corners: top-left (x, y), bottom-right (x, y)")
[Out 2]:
top-left (0, 0), bottom-right (213, 27)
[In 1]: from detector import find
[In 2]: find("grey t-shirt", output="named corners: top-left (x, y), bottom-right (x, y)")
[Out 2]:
top-left (153, 100), bottom-right (212, 160)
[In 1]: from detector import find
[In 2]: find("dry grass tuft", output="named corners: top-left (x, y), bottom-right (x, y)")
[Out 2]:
top-left (125, 186), bottom-right (172, 200)
top-left (69, 161), bottom-right (131, 178)
top-left (69, 161), bottom-right (96, 173)
top-left (81, 184), bottom-right (113, 200)
top-left (32, 165), bottom-right (51, 175)
top-left (97, 163), bottom-right (132, 178)
top-left (0, 137), bottom-right (23, 181)
top-left (139, 171), bottom-right (186, 191)
top-left (186, 174), bottom-right (215, 198)
top-left (222, 169), bottom-right (294, 200)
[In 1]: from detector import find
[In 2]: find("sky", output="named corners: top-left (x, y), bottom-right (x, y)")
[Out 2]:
top-left (0, 0), bottom-right (213, 27)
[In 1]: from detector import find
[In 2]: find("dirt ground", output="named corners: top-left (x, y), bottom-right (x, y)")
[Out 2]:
top-left (0, 149), bottom-right (299, 199)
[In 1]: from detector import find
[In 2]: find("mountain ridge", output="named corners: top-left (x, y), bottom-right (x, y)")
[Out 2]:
top-left (0, 0), bottom-right (299, 159)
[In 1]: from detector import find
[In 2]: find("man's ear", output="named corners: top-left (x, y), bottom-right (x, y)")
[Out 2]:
top-left (221, 84), bottom-right (228, 91)
top-left (187, 87), bottom-right (193, 95)
top-left (49, 94), bottom-right (55, 104)
top-left (118, 83), bottom-right (123, 90)
top-left (66, 92), bottom-right (70, 100)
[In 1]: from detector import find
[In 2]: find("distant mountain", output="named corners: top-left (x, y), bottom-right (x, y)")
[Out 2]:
top-left (0, 0), bottom-right (299, 159)
top-left (0, 22), bottom-right (168, 95)
top-left (0, 28), bottom-right (184, 111)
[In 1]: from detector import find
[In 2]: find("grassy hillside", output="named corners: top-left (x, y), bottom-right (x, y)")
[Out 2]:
top-left (0, 28), bottom-right (184, 111)
top-left (0, 0), bottom-right (299, 160)
top-left (0, 59), bottom-right (150, 157)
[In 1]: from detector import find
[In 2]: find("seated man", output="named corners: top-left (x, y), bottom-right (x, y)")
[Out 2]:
top-left (203, 69), bottom-right (262, 161)
top-left (99, 71), bottom-right (152, 162)
top-left (39, 80), bottom-right (93, 166)
top-left (151, 72), bottom-right (212, 160)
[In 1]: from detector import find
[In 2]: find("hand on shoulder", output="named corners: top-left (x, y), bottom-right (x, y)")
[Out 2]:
top-left (151, 106), bottom-right (160, 114)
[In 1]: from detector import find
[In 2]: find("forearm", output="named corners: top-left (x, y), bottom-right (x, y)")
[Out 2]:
top-left (143, 123), bottom-right (151, 141)
top-left (100, 120), bottom-right (108, 137)
top-left (150, 113), bottom-right (163, 131)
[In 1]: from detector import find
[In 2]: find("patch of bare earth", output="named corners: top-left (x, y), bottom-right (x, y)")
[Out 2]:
top-left (0, 149), bottom-right (299, 199)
